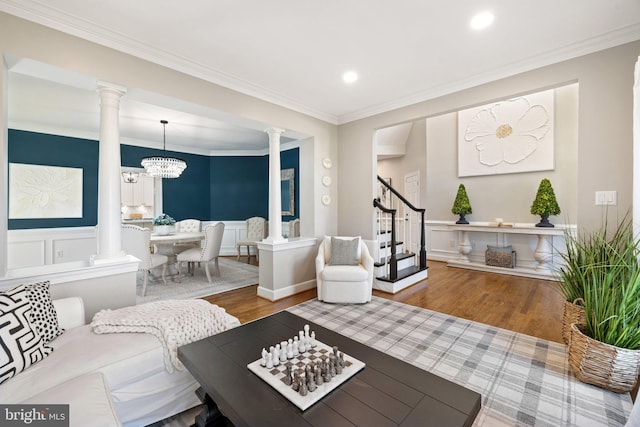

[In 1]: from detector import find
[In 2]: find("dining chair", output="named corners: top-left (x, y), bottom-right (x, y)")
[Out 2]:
top-left (122, 224), bottom-right (168, 296)
top-left (173, 218), bottom-right (202, 254)
top-left (236, 217), bottom-right (267, 263)
top-left (177, 222), bottom-right (225, 283)
top-left (289, 218), bottom-right (300, 237)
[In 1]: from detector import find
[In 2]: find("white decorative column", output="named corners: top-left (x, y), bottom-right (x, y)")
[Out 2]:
top-left (265, 127), bottom-right (286, 243)
top-left (94, 81), bottom-right (127, 262)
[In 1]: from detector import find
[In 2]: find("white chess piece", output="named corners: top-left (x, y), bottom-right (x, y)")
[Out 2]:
top-left (266, 352), bottom-right (273, 369)
top-left (272, 346), bottom-right (280, 366)
top-left (298, 331), bottom-right (306, 353)
top-left (287, 339), bottom-right (294, 359)
top-left (293, 336), bottom-right (300, 356)
top-left (261, 348), bottom-right (267, 366)
top-left (304, 324), bottom-right (310, 341)
top-left (310, 331), bottom-right (317, 347)
top-left (280, 341), bottom-right (287, 362)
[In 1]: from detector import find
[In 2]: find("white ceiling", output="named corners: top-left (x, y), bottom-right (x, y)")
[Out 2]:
top-left (2, 0), bottom-right (640, 151)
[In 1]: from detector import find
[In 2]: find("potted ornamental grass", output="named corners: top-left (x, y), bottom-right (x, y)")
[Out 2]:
top-left (562, 214), bottom-right (640, 392)
top-left (530, 178), bottom-right (561, 227)
top-left (556, 216), bottom-right (630, 343)
top-left (153, 213), bottom-right (176, 235)
top-left (451, 184), bottom-right (472, 224)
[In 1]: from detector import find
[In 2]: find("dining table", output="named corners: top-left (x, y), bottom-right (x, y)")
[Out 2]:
top-left (150, 231), bottom-right (205, 276)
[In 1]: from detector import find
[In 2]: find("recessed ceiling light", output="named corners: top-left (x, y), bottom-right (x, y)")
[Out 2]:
top-left (470, 11), bottom-right (494, 30)
top-left (343, 71), bottom-right (358, 83)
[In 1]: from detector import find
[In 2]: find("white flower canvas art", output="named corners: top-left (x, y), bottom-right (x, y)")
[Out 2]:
top-left (457, 89), bottom-right (554, 177)
top-left (9, 163), bottom-right (83, 219)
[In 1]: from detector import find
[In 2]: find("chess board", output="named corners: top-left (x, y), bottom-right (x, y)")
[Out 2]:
top-left (247, 340), bottom-right (366, 411)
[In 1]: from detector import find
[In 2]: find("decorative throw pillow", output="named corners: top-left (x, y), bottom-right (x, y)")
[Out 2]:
top-left (25, 281), bottom-right (64, 344)
top-left (329, 237), bottom-right (360, 266)
top-left (0, 285), bottom-right (53, 385)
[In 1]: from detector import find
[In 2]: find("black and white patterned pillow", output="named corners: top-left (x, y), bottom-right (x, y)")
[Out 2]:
top-left (0, 285), bottom-right (53, 385)
top-left (24, 281), bottom-right (64, 344)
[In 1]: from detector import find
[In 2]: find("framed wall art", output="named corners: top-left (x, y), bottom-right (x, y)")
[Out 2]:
top-left (9, 163), bottom-right (83, 219)
top-left (457, 89), bottom-right (554, 177)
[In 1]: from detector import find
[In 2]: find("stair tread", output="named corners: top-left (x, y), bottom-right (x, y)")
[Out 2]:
top-left (379, 240), bottom-right (403, 249)
top-left (376, 265), bottom-right (428, 283)
top-left (374, 252), bottom-right (415, 267)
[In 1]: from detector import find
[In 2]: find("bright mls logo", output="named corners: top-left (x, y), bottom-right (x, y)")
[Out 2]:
top-left (1, 405), bottom-right (69, 426)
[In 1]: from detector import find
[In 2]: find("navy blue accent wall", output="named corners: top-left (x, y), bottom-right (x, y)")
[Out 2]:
top-left (210, 156), bottom-right (269, 220)
top-left (8, 129), bottom-right (99, 229)
top-left (8, 130), bottom-right (299, 228)
top-left (208, 148), bottom-right (300, 221)
top-left (121, 145), bottom-right (211, 221)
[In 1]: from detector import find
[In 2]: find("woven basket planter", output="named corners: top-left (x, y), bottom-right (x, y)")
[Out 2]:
top-left (567, 323), bottom-right (640, 393)
top-left (561, 299), bottom-right (586, 345)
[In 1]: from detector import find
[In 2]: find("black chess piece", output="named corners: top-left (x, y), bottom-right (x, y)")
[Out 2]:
top-left (292, 372), bottom-right (300, 391)
top-left (307, 371), bottom-right (317, 392)
top-left (299, 377), bottom-right (308, 396)
top-left (329, 355), bottom-right (337, 377)
top-left (315, 366), bottom-right (323, 386)
top-left (284, 362), bottom-right (293, 386)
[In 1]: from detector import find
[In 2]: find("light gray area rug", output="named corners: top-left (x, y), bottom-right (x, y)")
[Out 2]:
top-left (136, 258), bottom-right (258, 304)
top-left (288, 297), bottom-right (634, 427)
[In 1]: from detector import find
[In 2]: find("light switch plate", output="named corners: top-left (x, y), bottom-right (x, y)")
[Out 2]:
top-left (595, 191), bottom-right (617, 206)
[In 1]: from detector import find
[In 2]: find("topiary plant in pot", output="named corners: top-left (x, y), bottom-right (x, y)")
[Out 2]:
top-left (530, 178), bottom-right (560, 227)
top-left (451, 184), bottom-right (472, 224)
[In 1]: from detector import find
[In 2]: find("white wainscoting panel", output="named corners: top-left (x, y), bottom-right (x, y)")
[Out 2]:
top-left (8, 227), bottom-right (97, 269)
top-left (8, 221), bottom-right (299, 268)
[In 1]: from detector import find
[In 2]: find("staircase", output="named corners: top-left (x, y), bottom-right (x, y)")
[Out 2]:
top-left (373, 176), bottom-right (428, 293)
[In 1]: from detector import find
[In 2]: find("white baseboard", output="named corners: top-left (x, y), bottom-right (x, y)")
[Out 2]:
top-left (257, 279), bottom-right (316, 301)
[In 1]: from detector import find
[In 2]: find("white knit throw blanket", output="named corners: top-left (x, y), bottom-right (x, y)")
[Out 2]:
top-left (91, 300), bottom-right (234, 373)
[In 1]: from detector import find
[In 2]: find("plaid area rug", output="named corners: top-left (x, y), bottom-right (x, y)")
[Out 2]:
top-left (136, 258), bottom-right (258, 304)
top-left (287, 297), bottom-right (634, 427)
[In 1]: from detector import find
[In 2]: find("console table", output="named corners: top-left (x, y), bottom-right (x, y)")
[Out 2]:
top-left (447, 224), bottom-right (572, 280)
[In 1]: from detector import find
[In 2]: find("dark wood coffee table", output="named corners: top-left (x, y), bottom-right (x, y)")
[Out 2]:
top-left (178, 311), bottom-right (481, 427)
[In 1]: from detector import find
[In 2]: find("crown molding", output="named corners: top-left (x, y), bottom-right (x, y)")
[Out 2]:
top-left (0, 1), bottom-right (339, 125)
top-left (337, 23), bottom-right (640, 124)
top-left (2, 2), bottom-right (639, 127)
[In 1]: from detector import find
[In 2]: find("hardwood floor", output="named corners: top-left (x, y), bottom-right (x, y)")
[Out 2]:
top-left (202, 260), bottom-right (565, 343)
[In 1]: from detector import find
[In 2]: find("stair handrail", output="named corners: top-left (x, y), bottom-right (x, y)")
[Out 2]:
top-left (377, 175), bottom-right (424, 214)
top-left (376, 175), bottom-right (427, 270)
top-left (373, 198), bottom-right (397, 280)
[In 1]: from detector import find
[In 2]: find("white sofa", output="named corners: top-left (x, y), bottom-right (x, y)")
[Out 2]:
top-left (0, 297), bottom-right (241, 427)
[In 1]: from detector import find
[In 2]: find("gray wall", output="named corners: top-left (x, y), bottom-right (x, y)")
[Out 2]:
top-left (340, 41), bottom-right (640, 237)
top-left (377, 119), bottom-right (427, 208)
top-left (424, 83), bottom-right (578, 225)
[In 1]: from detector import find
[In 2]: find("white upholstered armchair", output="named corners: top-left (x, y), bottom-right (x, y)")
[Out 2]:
top-left (315, 236), bottom-right (374, 304)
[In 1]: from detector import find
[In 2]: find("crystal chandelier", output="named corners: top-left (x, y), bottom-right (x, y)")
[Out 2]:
top-left (141, 120), bottom-right (187, 178)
